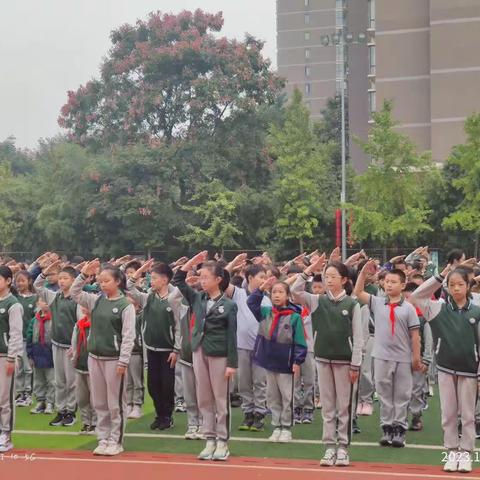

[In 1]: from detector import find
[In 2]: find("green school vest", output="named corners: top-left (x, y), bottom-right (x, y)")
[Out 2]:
top-left (142, 293), bottom-right (175, 351)
top-left (50, 293), bottom-right (77, 346)
top-left (0, 295), bottom-right (20, 354)
top-left (16, 294), bottom-right (38, 339)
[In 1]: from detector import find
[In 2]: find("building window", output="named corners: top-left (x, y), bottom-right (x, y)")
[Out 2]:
top-left (304, 14), bottom-right (310, 24)
top-left (369, 45), bottom-right (376, 75)
top-left (305, 48), bottom-right (310, 59)
top-left (305, 31), bottom-right (311, 41)
top-left (368, 0), bottom-right (375, 29)
top-left (305, 66), bottom-right (311, 77)
top-left (305, 83), bottom-right (311, 95)
top-left (368, 90), bottom-right (376, 113)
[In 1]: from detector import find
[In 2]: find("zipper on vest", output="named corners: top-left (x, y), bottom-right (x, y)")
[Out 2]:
top-left (113, 334), bottom-right (119, 352)
top-left (348, 336), bottom-right (353, 352)
top-left (435, 338), bottom-right (441, 355)
top-left (475, 345), bottom-right (479, 363)
top-left (3, 332), bottom-right (8, 347)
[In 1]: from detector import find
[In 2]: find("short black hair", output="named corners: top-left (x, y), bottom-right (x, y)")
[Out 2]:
top-left (125, 260), bottom-right (142, 272)
top-left (265, 265), bottom-right (280, 279)
top-left (447, 249), bottom-right (464, 264)
top-left (61, 266), bottom-right (77, 279)
top-left (386, 269), bottom-right (406, 283)
top-left (403, 282), bottom-right (419, 293)
top-left (245, 264), bottom-right (265, 283)
top-left (230, 275), bottom-right (244, 287)
top-left (312, 274), bottom-right (323, 283)
top-left (151, 262), bottom-right (173, 282)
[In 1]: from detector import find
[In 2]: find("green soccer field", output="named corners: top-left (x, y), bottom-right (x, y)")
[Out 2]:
top-left (12, 385), bottom-right (472, 466)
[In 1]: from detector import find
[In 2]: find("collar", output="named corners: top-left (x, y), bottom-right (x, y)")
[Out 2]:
top-left (447, 296), bottom-right (471, 312)
top-left (208, 293), bottom-right (223, 303)
top-left (327, 289), bottom-right (347, 303)
top-left (0, 292), bottom-right (13, 301)
top-left (384, 295), bottom-right (405, 306)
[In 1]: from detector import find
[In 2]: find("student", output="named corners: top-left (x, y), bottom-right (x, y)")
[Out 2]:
top-left (125, 297), bottom-right (144, 420)
top-left (225, 258), bottom-right (268, 432)
top-left (33, 258), bottom-right (81, 427)
top-left (70, 260), bottom-right (136, 456)
top-left (357, 303), bottom-right (375, 417)
top-left (355, 261), bottom-right (421, 449)
top-left (248, 277), bottom-right (307, 443)
top-left (292, 256), bottom-right (362, 467)
top-left (70, 307), bottom-right (97, 434)
top-left (403, 282), bottom-right (433, 432)
top-left (0, 266), bottom-right (24, 453)
top-left (173, 251), bottom-right (237, 462)
top-left (410, 266), bottom-right (480, 473)
top-left (27, 298), bottom-right (55, 415)
top-left (14, 270), bottom-right (37, 407)
top-left (126, 259), bottom-right (182, 429)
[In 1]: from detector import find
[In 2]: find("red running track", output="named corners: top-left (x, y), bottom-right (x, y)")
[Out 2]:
top-left (2, 449), bottom-right (480, 480)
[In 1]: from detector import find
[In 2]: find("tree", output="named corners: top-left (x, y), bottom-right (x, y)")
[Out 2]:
top-left (346, 101), bottom-right (434, 257)
top-left (442, 114), bottom-right (480, 255)
top-left (0, 164), bottom-right (21, 252)
top-left (268, 89), bottom-right (335, 253)
top-left (58, 10), bottom-right (283, 148)
top-left (179, 179), bottom-right (242, 252)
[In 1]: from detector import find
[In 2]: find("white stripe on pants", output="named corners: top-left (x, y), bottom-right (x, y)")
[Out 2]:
top-left (438, 371), bottom-right (477, 452)
top-left (16, 341), bottom-right (33, 394)
top-left (358, 336), bottom-right (375, 404)
top-left (294, 352), bottom-right (315, 411)
top-left (0, 357), bottom-right (16, 433)
top-left (238, 348), bottom-right (267, 415)
top-left (374, 358), bottom-right (412, 429)
top-left (52, 344), bottom-right (76, 413)
top-left (126, 354), bottom-right (144, 406)
top-left (317, 361), bottom-right (353, 447)
top-left (266, 371), bottom-right (294, 428)
top-left (181, 362), bottom-right (201, 427)
top-left (88, 356), bottom-right (127, 445)
top-left (75, 371), bottom-right (97, 426)
top-left (33, 367), bottom-right (55, 404)
top-left (192, 346), bottom-right (230, 441)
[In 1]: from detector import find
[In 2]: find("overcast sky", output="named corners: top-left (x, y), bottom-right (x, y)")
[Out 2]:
top-left (0, 0), bottom-right (277, 149)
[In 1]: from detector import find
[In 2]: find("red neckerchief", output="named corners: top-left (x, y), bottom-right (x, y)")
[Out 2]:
top-left (76, 316), bottom-right (91, 354)
top-left (415, 307), bottom-right (424, 318)
top-left (35, 311), bottom-right (51, 345)
top-left (270, 306), bottom-right (297, 338)
top-left (388, 303), bottom-right (400, 336)
top-left (189, 312), bottom-right (196, 340)
top-left (300, 306), bottom-right (310, 339)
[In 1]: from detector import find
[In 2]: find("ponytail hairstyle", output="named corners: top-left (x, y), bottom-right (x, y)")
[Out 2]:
top-left (15, 270), bottom-right (35, 294)
top-left (201, 261), bottom-right (231, 292)
top-left (0, 266), bottom-right (17, 296)
top-left (101, 265), bottom-right (127, 292)
top-left (327, 261), bottom-right (353, 295)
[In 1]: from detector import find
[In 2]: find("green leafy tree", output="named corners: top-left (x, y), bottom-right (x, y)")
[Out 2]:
top-left (179, 179), bottom-right (242, 252)
top-left (442, 114), bottom-right (480, 253)
top-left (268, 89), bottom-right (335, 253)
top-left (347, 101), bottom-right (434, 257)
top-left (0, 164), bottom-right (21, 252)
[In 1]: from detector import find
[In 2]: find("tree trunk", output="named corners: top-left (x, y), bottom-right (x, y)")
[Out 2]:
top-left (299, 237), bottom-right (304, 254)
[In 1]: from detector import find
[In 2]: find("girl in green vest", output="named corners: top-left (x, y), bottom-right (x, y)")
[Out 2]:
top-left (70, 260), bottom-right (136, 457)
top-left (292, 255), bottom-right (363, 468)
top-left (410, 265), bottom-right (480, 474)
top-left (0, 266), bottom-right (24, 453)
top-left (14, 270), bottom-right (37, 408)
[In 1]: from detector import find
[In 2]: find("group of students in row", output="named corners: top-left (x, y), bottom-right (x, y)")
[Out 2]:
top-left (0, 247), bottom-right (478, 473)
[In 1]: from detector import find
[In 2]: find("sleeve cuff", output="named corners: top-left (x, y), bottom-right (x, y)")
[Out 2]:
top-left (350, 364), bottom-right (361, 371)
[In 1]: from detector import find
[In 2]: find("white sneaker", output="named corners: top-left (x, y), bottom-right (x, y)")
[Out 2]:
top-left (0, 432), bottom-right (13, 453)
top-left (198, 439), bottom-right (217, 460)
top-left (93, 440), bottom-right (109, 455)
top-left (127, 405), bottom-right (142, 419)
top-left (23, 394), bottom-right (33, 406)
top-left (104, 441), bottom-right (124, 456)
top-left (212, 440), bottom-right (230, 461)
top-left (278, 429), bottom-right (292, 443)
top-left (320, 448), bottom-right (337, 467)
top-left (185, 426), bottom-right (199, 440)
top-left (335, 448), bottom-right (350, 467)
top-left (268, 428), bottom-right (282, 443)
top-left (126, 404), bottom-right (133, 417)
top-left (458, 453), bottom-right (472, 473)
top-left (44, 403), bottom-right (54, 415)
top-left (443, 455), bottom-right (458, 472)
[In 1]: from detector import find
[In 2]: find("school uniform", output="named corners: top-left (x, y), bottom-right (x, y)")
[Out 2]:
top-left (369, 295), bottom-right (420, 435)
top-left (247, 288), bottom-right (307, 431)
top-left (412, 276), bottom-right (480, 453)
top-left (173, 269), bottom-right (238, 443)
top-left (231, 286), bottom-right (267, 420)
top-left (26, 311), bottom-right (55, 407)
top-left (0, 292), bottom-right (23, 448)
top-left (358, 304), bottom-right (375, 407)
top-left (34, 273), bottom-right (81, 416)
top-left (70, 275), bottom-right (135, 450)
top-left (126, 310), bottom-right (144, 408)
top-left (292, 274), bottom-right (363, 449)
top-left (126, 280), bottom-right (182, 424)
top-left (15, 294), bottom-right (37, 398)
top-left (71, 318), bottom-right (97, 428)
